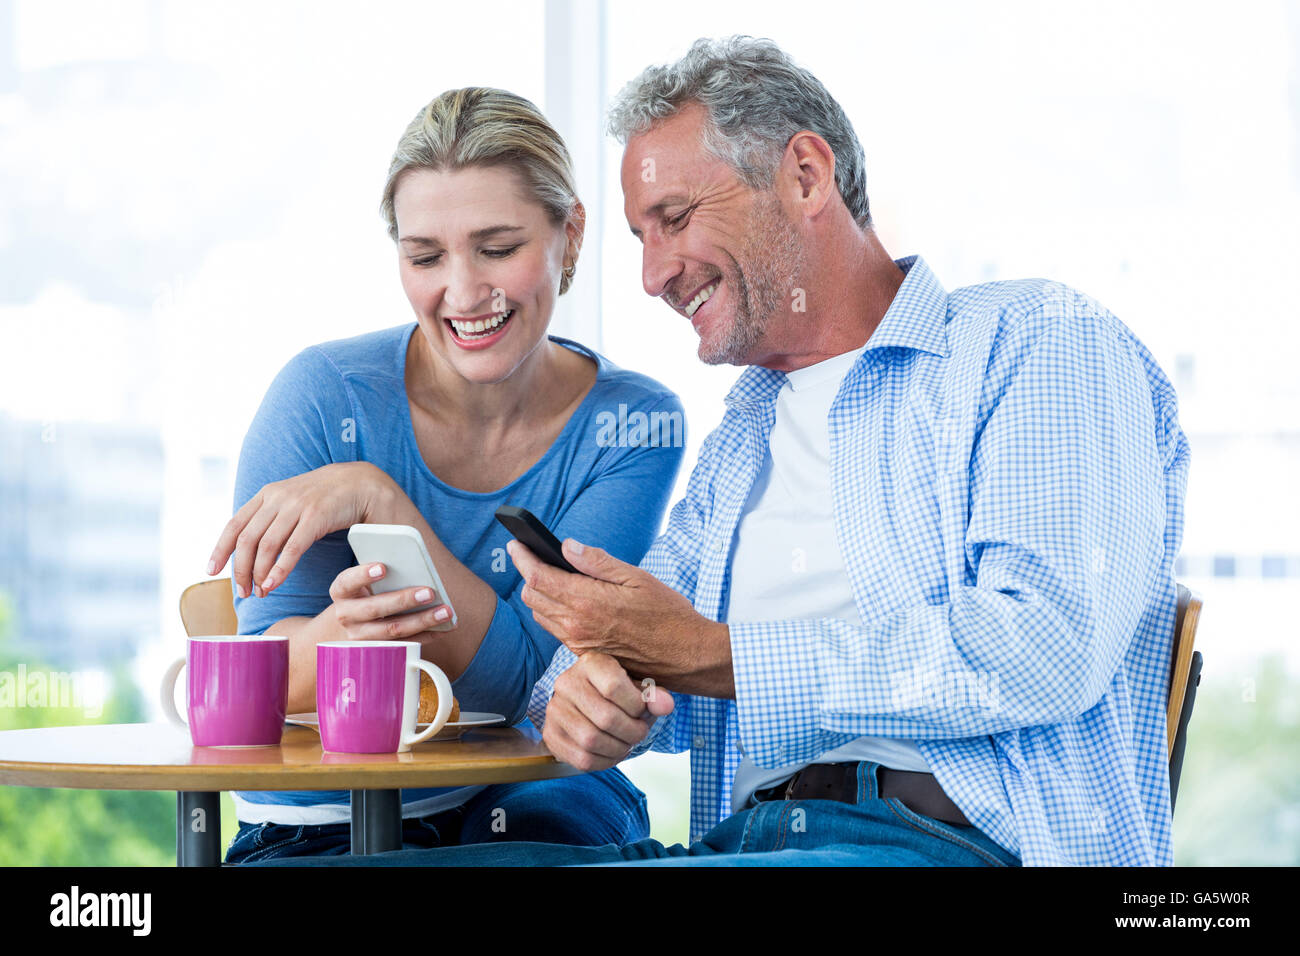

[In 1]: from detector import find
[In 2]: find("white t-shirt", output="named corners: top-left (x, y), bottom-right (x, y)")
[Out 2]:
top-left (728, 344), bottom-right (929, 813)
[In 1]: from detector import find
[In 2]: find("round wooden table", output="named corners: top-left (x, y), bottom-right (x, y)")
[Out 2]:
top-left (0, 722), bottom-right (578, 866)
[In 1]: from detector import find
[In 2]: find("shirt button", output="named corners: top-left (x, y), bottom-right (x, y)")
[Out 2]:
top-left (692, 735), bottom-right (707, 749)
top-left (714, 538), bottom-right (728, 553)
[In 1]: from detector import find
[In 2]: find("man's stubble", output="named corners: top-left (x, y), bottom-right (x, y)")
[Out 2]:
top-left (698, 190), bottom-right (805, 366)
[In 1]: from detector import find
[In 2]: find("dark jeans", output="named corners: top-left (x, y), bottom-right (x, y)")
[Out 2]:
top-left (226, 767), bottom-right (649, 864)
top-left (247, 761), bottom-right (1021, 867)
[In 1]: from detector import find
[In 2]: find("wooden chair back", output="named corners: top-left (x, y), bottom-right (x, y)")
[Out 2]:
top-left (178, 578), bottom-right (239, 637)
top-left (1167, 583), bottom-right (1204, 812)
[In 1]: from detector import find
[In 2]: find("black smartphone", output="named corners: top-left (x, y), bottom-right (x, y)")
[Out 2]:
top-left (494, 505), bottom-right (579, 574)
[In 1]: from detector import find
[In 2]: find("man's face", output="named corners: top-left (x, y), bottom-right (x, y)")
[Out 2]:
top-left (621, 103), bottom-right (803, 366)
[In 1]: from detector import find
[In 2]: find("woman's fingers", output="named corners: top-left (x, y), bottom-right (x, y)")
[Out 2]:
top-left (250, 507), bottom-right (305, 598)
top-left (207, 492), bottom-right (263, 577)
top-left (229, 503), bottom-right (283, 599)
top-left (337, 585), bottom-right (444, 625)
top-left (339, 601), bottom-right (453, 641)
top-left (329, 568), bottom-right (452, 640)
top-left (330, 563), bottom-right (385, 602)
top-left (256, 505), bottom-right (337, 597)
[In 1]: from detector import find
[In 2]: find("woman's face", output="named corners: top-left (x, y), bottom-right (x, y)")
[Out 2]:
top-left (393, 164), bottom-right (577, 386)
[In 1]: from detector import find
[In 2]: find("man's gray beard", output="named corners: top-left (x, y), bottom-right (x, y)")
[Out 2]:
top-left (698, 193), bottom-right (805, 366)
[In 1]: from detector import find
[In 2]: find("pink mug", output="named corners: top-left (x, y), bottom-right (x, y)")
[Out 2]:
top-left (316, 641), bottom-right (452, 754)
top-left (160, 635), bottom-right (289, 747)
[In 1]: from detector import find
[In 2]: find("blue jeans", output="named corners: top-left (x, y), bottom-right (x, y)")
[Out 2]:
top-left (226, 766), bottom-right (649, 864)
top-left (247, 762), bottom-right (1020, 867)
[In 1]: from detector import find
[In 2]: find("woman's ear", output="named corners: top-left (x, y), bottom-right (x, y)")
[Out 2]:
top-left (565, 201), bottom-right (587, 264)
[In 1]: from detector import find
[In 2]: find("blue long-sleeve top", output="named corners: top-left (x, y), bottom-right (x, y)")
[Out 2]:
top-left (230, 323), bottom-right (685, 823)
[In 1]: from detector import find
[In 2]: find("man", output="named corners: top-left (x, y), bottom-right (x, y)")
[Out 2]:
top-left (265, 36), bottom-right (1189, 867)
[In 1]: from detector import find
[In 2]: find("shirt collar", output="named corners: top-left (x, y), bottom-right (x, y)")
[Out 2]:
top-left (862, 255), bottom-right (949, 359)
top-left (724, 254), bottom-right (949, 408)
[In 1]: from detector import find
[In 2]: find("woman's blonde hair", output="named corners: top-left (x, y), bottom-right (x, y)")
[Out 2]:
top-left (380, 88), bottom-right (583, 295)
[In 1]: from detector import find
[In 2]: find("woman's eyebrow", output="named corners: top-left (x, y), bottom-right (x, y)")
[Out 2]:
top-left (467, 224), bottom-right (525, 241)
top-left (400, 225), bottom-right (524, 245)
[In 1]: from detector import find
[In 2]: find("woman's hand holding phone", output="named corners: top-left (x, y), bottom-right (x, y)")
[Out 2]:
top-left (325, 562), bottom-right (453, 642)
top-left (207, 462), bottom-right (404, 599)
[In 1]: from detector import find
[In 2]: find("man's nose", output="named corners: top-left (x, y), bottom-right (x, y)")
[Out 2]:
top-left (641, 235), bottom-right (683, 300)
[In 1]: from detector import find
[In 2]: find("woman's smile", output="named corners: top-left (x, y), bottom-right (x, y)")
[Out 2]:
top-left (444, 308), bottom-right (516, 349)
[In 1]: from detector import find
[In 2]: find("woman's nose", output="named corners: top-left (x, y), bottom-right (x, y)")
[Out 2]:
top-left (443, 258), bottom-right (492, 315)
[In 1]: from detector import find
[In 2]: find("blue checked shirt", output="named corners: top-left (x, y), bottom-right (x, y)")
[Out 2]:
top-left (529, 255), bottom-right (1190, 866)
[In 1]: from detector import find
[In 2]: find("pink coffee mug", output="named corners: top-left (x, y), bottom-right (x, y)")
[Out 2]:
top-left (316, 641), bottom-right (452, 754)
top-left (160, 635), bottom-right (289, 747)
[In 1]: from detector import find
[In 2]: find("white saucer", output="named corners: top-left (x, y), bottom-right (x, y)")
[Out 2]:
top-left (285, 712), bottom-right (507, 742)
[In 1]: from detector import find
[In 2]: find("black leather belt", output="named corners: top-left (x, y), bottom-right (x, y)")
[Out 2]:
top-left (753, 762), bottom-right (972, 827)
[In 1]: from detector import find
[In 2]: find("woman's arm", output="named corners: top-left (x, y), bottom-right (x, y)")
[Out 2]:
top-left (261, 615), bottom-right (320, 715)
top-left (361, 483), bottom-right (505, 680)
top-left (225, 467), bottom-right (506, 710)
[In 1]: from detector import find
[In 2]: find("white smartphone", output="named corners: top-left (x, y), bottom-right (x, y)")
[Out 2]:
top-left (345, 523), bottom-right (457, 630)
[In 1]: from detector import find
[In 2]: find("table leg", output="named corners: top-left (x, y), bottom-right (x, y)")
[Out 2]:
top-left (349, 789), bottom-right (402, 855)
top-left (176, 791), bottom-right (222, 867)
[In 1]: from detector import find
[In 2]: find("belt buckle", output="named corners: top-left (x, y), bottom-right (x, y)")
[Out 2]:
top-left (782, 775), bottom-right (798, 801)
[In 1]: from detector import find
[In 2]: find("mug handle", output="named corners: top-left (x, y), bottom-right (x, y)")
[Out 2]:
top-left (160, 656), bottom-right (188, 727)
top-left (403, 659), bottom-right (453, 746)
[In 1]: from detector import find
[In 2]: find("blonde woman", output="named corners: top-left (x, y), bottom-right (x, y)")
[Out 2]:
top-left (206, 88), bottom-right (684, 862)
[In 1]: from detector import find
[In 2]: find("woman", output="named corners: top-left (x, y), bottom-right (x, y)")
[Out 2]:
top-left (205, 88), bottom-right (685, 862)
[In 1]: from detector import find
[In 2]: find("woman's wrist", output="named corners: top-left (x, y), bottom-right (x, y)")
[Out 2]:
top-left (356, 463), bottom-right (409, 524)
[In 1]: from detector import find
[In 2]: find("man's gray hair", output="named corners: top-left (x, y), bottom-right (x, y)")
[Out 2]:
top-left (607, 36), bottom-right (871, 229)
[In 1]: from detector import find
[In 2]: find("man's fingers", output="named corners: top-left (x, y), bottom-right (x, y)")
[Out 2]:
top-left (542, 721), bottom-right (616, 773)
top-left (643, 684), bottom-right (677, 717)
top-left (564, 675), bottom-right (651, 747)
top-left (506, 540), bottom-right (572, 600)
top-left (560, 539), bottom-right (637, 585)
top-left (519, 581), bottom-right (567, 622)
top-left (579, 654), bottom-right (649, 719)
top-left (545, 697), bottom-right (636, 765)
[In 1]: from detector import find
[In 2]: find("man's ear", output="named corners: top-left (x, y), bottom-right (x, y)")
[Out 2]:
top-left (784, 131), bottom-right (837, 218)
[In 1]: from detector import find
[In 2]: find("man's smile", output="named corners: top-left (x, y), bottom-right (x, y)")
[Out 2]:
top-left (684, 281), bottom-right (719, 318)
top-left (672, 276), bottom-right (722, 319)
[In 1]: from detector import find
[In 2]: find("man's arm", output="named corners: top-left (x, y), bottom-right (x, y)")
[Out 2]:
top-left (728, 298), bottom-right (1170, 767)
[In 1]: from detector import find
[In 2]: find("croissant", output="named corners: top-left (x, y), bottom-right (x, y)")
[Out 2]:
top-left (418, 670), bottom-right (460, 725)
